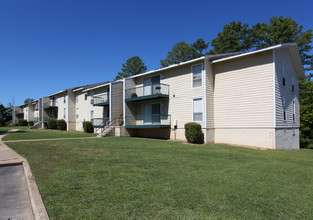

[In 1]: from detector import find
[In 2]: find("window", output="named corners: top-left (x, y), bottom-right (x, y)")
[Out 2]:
top-left (282, 63), bottom-right (285, 86)
top-left (64, 108), bottom-right (66, 119)
top-left (193, 98), bottom-right (203, 122)
top-left (63, 94), bottom-right (66, 103)
top-left (76, 95), bottom-right (79, 104)
top-left (283, 97), bottom-right (286, 121)
top-left (76, 108), bottom-right (79, 119)
top-left (90, 111), bottom-right (94, 122)
top-left (293, 101), bottom-right (295, 122)
top-left (85, 94), bottom-right (88, 100)
top-left (292, 77), bottom-right (295, 92)
top-left (90, 92), bottom-right (94, 104)
top-left (192, 64), bottom-right (203, 88)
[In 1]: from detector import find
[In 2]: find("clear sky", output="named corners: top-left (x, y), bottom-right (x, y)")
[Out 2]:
top-left (0, 0), bottom-right (312, 106)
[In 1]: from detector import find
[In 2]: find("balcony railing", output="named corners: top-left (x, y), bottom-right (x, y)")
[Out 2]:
top-left (125, 83), bottom-right (170, 102)
top-left (34, 105), bottom-right (39, 111)
top-left (15, 111), bottom-right (24, 115)
top-left (43, 100), bottom-right (58, 109)
top-left (92, 93), bottom-right (109, 106)
top-left (91, 117), bottom-right (109, 128)
top-left (125, 114), bottom-right (171, 128)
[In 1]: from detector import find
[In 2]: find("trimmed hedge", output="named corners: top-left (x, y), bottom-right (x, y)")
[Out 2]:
top-left (184, 122), bottom-right (203, 144)
top-left (47, 118), bottom-right (57, 129)
top-left (83, 121), bottom-right (94, 133)
top-left (18, 119), bottom-right (28, 126)
top-left (57, 119), bottom-right (67, 131)
top-left (28, 121), bottom-right (34, 126)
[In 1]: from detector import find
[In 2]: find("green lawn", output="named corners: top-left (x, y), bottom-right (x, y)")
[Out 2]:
top-left (0, 126), bottom-right (29, 134)
top-left (2, 128), bottom-right (96, 141)
top-left (5, 135), bottom-right (313, 219)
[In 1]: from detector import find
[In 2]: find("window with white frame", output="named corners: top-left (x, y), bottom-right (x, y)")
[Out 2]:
top-left (76, 108), bottom-right (79, 119)
top-left (90, 92), bottom-right (94, 104)
top-left (64, 108), bottom-right (66, 119)
top-left (193, 98), bottom-right (203, 122)
top-left (63, 93), bottom-right (66, 103)
top-left (283, 97), bottom-right (286, 121)
top-left (282, 63), bottom-right (286, 86)
top-left (292, 76), bottom-right (295, 92)
top-left (293, 101), bottom-right (295, 122)
top-left (192, 64), bottom-right (203, 88)
top-left (76, 95), bottom-right (79, 104)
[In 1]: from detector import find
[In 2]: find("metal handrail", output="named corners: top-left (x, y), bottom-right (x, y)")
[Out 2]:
top-left (125, 114), bottom-right (171, 126)
top-left (92, 93), bottom-right (109, 105)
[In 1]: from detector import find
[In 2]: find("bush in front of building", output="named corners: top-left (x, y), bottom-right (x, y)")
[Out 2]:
top-left (57, 119), bottom-right (67, 131)
top-left (83, 121), bottom-right (94, 133)
top-left (47, 118), bottom-right (57, 129)
top-left (18, 119), bottom-right (28, 126)
top-left (184, 122), bottom-right (203, 144)
top-left (28, 121), bottom-right (34, 126)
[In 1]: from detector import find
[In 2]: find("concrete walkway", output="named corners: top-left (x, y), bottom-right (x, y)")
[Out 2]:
top-left (4, 136), bottom-right (97, 143)
top-left (0, 130), bottom-right (49, 220)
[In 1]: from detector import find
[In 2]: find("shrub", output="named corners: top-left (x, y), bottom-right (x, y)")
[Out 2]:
top-left (28, 121), bottom-right (34, 126)
top-left (57, 119), bottom-right (67, 130)
top-left (83, 121), bottom-right (94, 133)
top-left (300, 134), bottom-right (313, 149)
top-left (184, 122), bottom-right (203, 144)
top-left (47, 118), bottom-right (57, 129)
top-left (18, 119), bottom-right (28, 126)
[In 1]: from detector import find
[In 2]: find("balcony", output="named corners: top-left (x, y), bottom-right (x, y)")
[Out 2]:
top-left (92, 93), bottom-right (109, 106)
top-left (34, 105), bottom-right (39, 111)
top-left (15, 111), bottom-right (24, 116)
top-left (125, 83), bottom-right (169, 103)
top-left (43, 100), bottom-right (58, 109)
top-left (125, 114), bottom-right (171, 128)
top-left (91, 117), bottom-right (109, 128)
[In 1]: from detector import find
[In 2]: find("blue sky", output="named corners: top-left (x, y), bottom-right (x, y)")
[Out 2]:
top-left (0, 0), bottom-right (312, 106)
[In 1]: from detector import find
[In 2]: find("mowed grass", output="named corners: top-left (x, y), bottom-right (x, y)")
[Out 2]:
top-left (0, 126), bottom-right (28, 134)
top-left (5, 136), bottom-right (313, 219)
top-left (2, 127), bottom-right (96, 141)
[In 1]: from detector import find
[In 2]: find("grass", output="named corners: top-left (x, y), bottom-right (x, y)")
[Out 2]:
top-left (1, 127), bottom-right (96, 141)
top-left (5, 135), bottom-right (313, 219)
top-left (0, 126), bottom-right (29, 134)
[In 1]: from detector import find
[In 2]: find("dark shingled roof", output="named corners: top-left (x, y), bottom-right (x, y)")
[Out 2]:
top-left (69, 81), bottom-right (111, 91)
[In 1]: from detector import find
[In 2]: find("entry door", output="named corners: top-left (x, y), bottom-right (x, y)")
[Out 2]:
top-left (143, 75), bottom-right (160, 96)
top-left (143, 103), bottom-right (161, 124)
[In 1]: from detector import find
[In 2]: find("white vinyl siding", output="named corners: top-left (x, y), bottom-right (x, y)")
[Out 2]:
top-left (275, 48), bottom-right (300, 128)
top-left (192, 64), bottom-right (203, 88)
top-left (214, 51), bottom-right (274, 128)
top-left (193, 98), bottom-right (203, 122)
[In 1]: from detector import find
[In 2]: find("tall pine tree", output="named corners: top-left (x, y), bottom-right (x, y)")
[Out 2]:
top-left (114, 56), bottom-right (147, 80)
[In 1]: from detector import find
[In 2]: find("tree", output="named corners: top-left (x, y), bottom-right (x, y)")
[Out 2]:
top-left (192, 38), bottom-right (209, 56)
top-left (160, 41), bottom-right (197, 67)
top-left (0, 104), bottom-right (11, 126)
top-left (24, 98), bottom-right (34, 104)
top-left (114, 56), bottom-right (147, 81)
top-left (208, 21), bottom-right (252, 54)
top-left (251, 16), bottom-right (313, 69)
top-left (299, 78), bottom-right (313, 148)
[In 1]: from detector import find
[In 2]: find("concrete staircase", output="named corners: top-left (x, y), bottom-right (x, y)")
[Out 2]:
top-left (97, 126), bottom-right (115, 138)
top-left (29, 121), bottom-right (42, 129)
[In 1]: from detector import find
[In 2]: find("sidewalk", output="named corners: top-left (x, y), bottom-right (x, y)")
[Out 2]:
top-left (0, 129), bottom-right (49, 220)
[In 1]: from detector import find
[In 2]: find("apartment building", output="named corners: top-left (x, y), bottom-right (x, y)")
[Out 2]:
top-left (14, 43), bottom-right (304, 149)
top-left (122, 43), bottom-right (304, 149)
